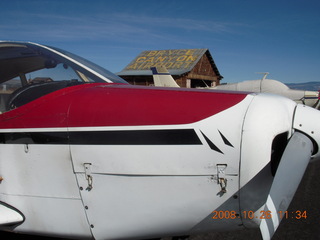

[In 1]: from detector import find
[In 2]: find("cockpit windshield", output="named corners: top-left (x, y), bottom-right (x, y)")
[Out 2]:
top-left (49, 46), bottom-right (127, 84)
top-left (0, 42), bottom-right (128, 112)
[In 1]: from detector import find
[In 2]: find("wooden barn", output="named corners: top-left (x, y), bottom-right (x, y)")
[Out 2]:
top-left (117, 49), bottom-right (223, 88)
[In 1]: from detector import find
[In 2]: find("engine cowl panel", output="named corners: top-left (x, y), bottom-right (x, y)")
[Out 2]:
top-left (0, 84), bottom-right (318, 240)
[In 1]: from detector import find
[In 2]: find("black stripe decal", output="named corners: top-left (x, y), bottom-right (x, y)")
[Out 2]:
top-left (0, 129), bottom-right (202, 145)
top-left (0, 132), bottom-right (68, 144)
top-left (200, 131), bottom-right (223, 154)
top-left (218, 130), bottom-right (234, 148)
top-left (70, 129), bottom-right (201, 145)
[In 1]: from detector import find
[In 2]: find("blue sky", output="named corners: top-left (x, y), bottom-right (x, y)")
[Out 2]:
top-left (1, 0), bottom-right (319, 83)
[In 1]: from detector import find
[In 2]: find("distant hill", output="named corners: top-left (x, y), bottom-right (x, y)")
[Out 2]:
top-left (286, 82), bottom-right (320, 91)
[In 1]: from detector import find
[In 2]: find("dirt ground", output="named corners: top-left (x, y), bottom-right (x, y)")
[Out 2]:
top-left (1, 161), bottom-right (319, 240)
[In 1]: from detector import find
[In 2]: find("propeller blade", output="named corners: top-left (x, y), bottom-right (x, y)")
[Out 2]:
top-left (259, 132), bottom-right (313, 240)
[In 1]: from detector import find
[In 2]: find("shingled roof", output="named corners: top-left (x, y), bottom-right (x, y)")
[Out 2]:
top-left (117, 48), bottom-right (222, 79)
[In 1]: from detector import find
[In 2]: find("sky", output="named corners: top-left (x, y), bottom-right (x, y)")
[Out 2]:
top-left (0, 0), bottom-right (319, 84)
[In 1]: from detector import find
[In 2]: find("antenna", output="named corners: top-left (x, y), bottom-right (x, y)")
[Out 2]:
top-left (256, 72), bottom-right (269, 80)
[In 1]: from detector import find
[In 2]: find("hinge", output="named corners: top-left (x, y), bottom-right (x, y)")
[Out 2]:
top-left (217, 164), bottom-right (227, 194)
top-left (84, 163), bottom-right (93, 191)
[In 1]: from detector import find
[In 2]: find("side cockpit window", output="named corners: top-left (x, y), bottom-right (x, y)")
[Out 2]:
top-left (0, 44), bottom-right (95, 112)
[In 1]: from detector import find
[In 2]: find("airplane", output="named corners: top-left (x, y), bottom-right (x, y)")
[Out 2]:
top-left (213, 77), bottom-right (320, 109)
top-left (0, 41), bottom-right (320, 240)
top-left (150, 67), bottom-right (320, 109)
top-left (151, 66), bottom-right (180, 88)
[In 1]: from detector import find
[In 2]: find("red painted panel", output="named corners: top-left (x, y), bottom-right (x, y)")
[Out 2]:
top-left (0, 83), bottom-right (248, 129)
top-left (67, 84), bottom-right (247, 127)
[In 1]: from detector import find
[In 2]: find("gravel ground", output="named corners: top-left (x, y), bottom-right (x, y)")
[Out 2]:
top-left (1, 161), bottom-right (319, 240)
